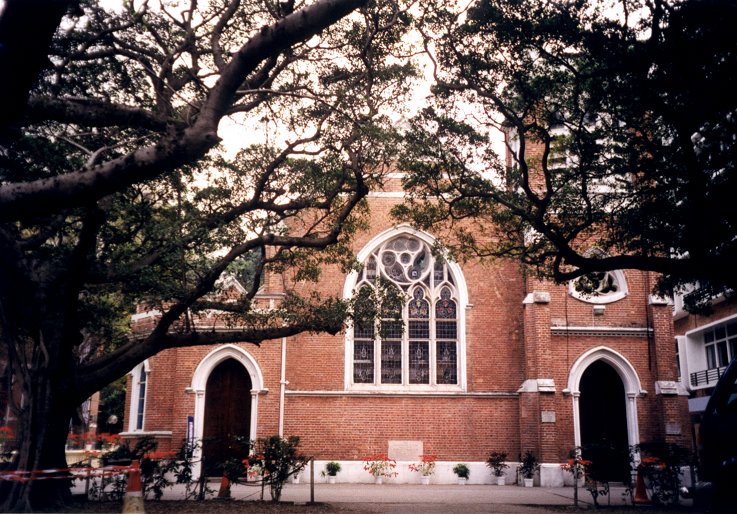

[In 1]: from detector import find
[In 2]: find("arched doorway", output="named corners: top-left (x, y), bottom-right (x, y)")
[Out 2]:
top-left (202, 358), bottom-right (252, 476)
top-left (579, 360), bottom-right (631, 482)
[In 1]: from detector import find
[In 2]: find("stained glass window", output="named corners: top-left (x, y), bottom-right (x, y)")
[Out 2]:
top-left (437, 342), bottom-right (458, 384)
top-left (381, 341), bottom-right (402, 383)
top-left (409, 342), bottom-right (430, 384)
top-left (351, 234), bottom-right (461, 388)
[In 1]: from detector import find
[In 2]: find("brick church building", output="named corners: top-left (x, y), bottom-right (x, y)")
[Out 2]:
top-left (122, 176), bottom-right (690, 485)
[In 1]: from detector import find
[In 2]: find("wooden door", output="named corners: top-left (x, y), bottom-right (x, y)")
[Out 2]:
top-left (202, 359), bottom-right (252, 476)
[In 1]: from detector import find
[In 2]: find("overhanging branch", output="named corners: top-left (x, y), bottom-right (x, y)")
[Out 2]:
top-left (0, 0), bottom-right (368, 222)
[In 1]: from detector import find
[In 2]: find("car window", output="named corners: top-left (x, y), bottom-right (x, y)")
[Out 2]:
top-left (724, 373), bottom-right (737, 414)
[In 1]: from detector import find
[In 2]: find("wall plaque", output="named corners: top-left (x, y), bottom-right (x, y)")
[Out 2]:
top-left (541, 411), bottom-right (556, 423)
top-left (388, 440), bottom-right (423, 461)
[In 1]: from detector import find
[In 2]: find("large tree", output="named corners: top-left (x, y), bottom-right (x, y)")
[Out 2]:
top-left (397, 0), bottom-right (737, 308)
top-left (0, 0), bottom-right (416, 509)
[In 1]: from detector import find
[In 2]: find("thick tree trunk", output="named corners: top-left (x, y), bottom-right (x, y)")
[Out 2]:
top-left (0, 364), bottom-right (77, 512)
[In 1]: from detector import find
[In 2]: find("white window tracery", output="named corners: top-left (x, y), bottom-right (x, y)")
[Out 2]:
top-left (348, 233), bottom-right (464, 390)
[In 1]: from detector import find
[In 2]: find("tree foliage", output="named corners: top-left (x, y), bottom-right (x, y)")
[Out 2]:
top-left (397, 0), bottom-right (737, 309)
top-left (0, 0), bottom-right (417, 509)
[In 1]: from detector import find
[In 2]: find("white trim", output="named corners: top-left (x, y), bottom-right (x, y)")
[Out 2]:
top-left (218, 274), bottom-right (247, 294)
top-left (127, 360), bottom-right (150, 432)
top-left (191, 344), bottom-right (265, 391)
top-left (551, 326), bottom-right (652, 338)
top-left (343, 225), bottom-right (468, 392)
top-left (517, 378), bottom-right (556, 393)
top-left (683, 312), bottom-right (737, 338)
top-left (566, 347), bottom-right (644, 453)
top-left (119, 430), bottom-right (172, 438)
top-left (681, 313), bottom-right (737, 390)
top-left (285, 390), bottom-right (517, 398)
top-left (189, 345), bottom-right (266, 478)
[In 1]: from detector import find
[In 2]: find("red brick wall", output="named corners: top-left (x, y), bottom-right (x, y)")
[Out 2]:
top-left (125, 188), bottom-right (691, 464)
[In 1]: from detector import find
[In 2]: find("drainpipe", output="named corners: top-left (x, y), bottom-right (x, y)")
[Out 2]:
top-left (278, 336), bottom-right (287, 437)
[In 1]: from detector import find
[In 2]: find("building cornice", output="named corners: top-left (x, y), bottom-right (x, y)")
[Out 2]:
top-left (551, 326), bottom-right (652, 338)
top-left (285, 390), bottom-right (518, 398)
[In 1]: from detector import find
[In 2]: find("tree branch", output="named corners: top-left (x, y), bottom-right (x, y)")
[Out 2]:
top-left (23, 96), bottom-right (181, 132)
top-left (0, 0), bottom-right (368, 222)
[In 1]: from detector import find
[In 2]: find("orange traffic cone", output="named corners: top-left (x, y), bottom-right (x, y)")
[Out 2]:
top-left (633, 465), bottom-right (650, 505)
top-left (217, 471), bottom-right (231, 499)
top-left (122, 461), bottom-right (145, 513)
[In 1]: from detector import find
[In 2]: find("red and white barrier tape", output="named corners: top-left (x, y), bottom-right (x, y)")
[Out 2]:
top-left (0, 465), bottom-right (133, 483)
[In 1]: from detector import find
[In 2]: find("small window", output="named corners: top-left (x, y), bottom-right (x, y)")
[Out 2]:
top-left (128, 361), bottom-right (149, 432)
top-left (704, 324), bottom-right (737, 370)
top-left (136, 366), bottom-right (147, 430)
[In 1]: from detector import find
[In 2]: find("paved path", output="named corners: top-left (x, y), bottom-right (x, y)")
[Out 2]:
top-left (157, 481), bottom-right (700, 511)
top-left (74, 479), bottom-right (704, 512)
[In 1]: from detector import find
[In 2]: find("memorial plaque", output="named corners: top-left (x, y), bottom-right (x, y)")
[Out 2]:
top-left (665, 422), bottom-right (682, 435)
top-left (388, 440), bottom-right (423, 461)
top-left (541, 411), bottom-right (556, 423)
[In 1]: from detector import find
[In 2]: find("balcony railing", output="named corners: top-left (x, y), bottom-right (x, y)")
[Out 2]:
top-left (690, 366), bottom-right (727, 387)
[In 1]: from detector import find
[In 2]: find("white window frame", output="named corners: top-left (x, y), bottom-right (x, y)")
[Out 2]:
top-left (127, 360), bottom-right (150, 432)
top-left (704, 321), bottom-right (737, 369)
top-left (343, 226), bottom-right (468, 392)
top-left (568, 268), bottom-right (628, 304)
top-left (568, 249), bottom-right (628, 305)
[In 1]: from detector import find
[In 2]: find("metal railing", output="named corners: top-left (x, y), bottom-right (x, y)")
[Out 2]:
top-left (690, 366), bottom-right (727, 387)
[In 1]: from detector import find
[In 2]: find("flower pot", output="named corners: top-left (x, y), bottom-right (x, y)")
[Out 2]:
top-left (496, 476), bottom-right (506, 486)
top-left (328, 476), bottom-right (336, 484)
top-left (374, 476), bottom-right (384, 485)
top-left (420, 476), bottom-right (430, 485)
top-left (457, 478), bottom-right (467, 485)
top-left (524, 478), bottom-right (534, 487)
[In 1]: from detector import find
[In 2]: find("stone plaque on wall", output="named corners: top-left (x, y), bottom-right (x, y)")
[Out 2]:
top-left (388, 440), bottom-right (423, 461)
top-left (665, 422), bottom-right (682, 435)
top-left (541, 411), bottom-right (556, 423)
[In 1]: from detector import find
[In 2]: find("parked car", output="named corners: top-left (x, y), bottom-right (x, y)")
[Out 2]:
top-left (691, 356), bottom-right (737, 510)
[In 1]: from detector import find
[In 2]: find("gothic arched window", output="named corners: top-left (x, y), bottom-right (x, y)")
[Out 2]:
top-left (350, 234), bottom-right (462, 389)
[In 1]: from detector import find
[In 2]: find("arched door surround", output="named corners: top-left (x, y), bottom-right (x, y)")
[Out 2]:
top-left (566, 347), bottom-right (645, 458)
top-left (189, 345), bottom-right (266, 478)
top-left (202, 358), bottom-right (252, 475)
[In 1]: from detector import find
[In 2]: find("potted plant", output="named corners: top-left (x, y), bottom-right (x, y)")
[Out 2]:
top-left (453, 463), bottom-right (470, 485)
top-left (486, 451), bottom-right (509, 486)
top-left (362, 454), bottom-right (398, 484)
top-left (518, 451), bottom-right (539, 487)
top-left (324, 461), bottom-right (341, 484)
top-left (408, 454), bottom-right (436, 485)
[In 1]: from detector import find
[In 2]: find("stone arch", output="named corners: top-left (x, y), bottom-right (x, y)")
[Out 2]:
top-left (189, 345), bottom-right (266, 478)
top-left (191, 344), bottom-right (264, 391)
top-left (567, 346), bottom-right (644, 453)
